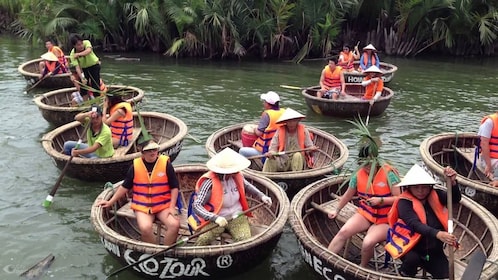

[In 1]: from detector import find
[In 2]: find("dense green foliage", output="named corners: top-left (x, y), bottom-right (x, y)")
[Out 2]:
top-left (1, 0), bottom-right (497, 59)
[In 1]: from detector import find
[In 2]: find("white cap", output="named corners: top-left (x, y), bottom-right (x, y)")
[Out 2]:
top-left (142, 141), bottom-right (160, 151)
top-left (41, 51), bottom-right (58, 62)
top-left (397, 164), bottom-right (437, 188)
top-left (363, 44), bottom-right (377, 51)
top-left (276, 108), bottom-right (305, 124)
top-left (206, 148), bottom-right (251, 174)
top-left (364, 65), bottom-right (383, 74)
top-left (260, 91), bottom-right (280, 105)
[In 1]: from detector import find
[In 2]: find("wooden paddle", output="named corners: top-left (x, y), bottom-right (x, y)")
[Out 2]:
top-left (20, 253), bottom-right (55, 279)
top-left (247, 146), bottom-right (317, 160)
top-left (42, 120), bottom-right (91, 207)
top-left (279, 85), bottom-right (320, 91)
top-left (365, 80), bottom-right (378, 126)
top-left (446, 170), bottom-right (455, 280)
top-left (461, 249), bottom-right (486, 280)
top-left (26, 72), bottom-right (54, 93)
top-left (105, 202), bottom-right (265, 279)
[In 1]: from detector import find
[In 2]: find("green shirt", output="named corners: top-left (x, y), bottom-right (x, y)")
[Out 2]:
top-left (69, 40), bottom-right (99, 68)
top-left (86, 122), bottom-right (114, 158)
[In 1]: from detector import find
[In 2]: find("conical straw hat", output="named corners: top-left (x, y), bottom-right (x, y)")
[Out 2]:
top-left (397, 164), bottom-right (437, 188)
top-left (276, 108), bottom-right (305, 124)
top-left (41, 51), bottom-right (58, 62)
top-left (363, 44), bottom-right (377, 51)
top-left (364, 65), bottom-right (383, 74)
top-left (206, 147), bottom-right (251, 174)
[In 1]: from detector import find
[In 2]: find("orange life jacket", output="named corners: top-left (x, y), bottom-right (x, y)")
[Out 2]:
top-left (187, 171), bottom-right (251, 231)
top-left (363, 76), bottom-right (384, 100)
top-left (277, 124), bottom-right (314, 168)
top-left (49, 46), bottom-right (68, 72)
top-left (481, 113), bottom-right (498, 159)
top-left (43, 61), bottom-right (65, 75)
top-left (322, 65), bottom-right (343, 89)
top-left (253, 108), bottom-right (285, 153)
top-left (338, 51), bottom-right (354, 70)
top-left (110, 102), bottom-right (134, 146)
top-left (356, 164), bottom-right (396, 224)
top-left (131, 155), bottom-right (173, 214)
top-left (361, 53), bottom-right (377, 69)
top-left (384, 190), bottom-right (448, 259)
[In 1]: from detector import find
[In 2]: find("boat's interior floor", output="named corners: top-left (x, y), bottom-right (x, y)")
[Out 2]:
top-left (317, 199), bottom-right (466, 279)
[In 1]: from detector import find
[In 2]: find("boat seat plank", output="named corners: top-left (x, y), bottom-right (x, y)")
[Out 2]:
top-left (227, 139), bottom-right (243, 150)
top-left (315, 198), bottom-right (357, 223)
top-left (114, 127), bottom-right (142, 157)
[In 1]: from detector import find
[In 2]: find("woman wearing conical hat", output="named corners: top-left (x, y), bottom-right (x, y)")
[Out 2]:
top-left (384, 164), bottom-right (461, 278)
top-left (188, 148), bottom-right (272, 245)
top-left (361, 65), bottom-right (384, 105)
top-left (359, 43), bottom-right (380, 72)
top-left (262, 108), bottom-right (318, 172)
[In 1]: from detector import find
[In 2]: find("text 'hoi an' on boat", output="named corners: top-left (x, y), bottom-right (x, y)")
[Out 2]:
top-left (302, 84), bottom-right (394, 117)
top-left (18, 56), bottom-right (73, 89)
top-left (420, 132), bottom-right (498, 213)
top-left (289, 175), bottom-right (498, 280)
top-left (33, 85), bottom-right (145, 127)
top-left (41, 112), bottom-right (187, 182)
top-left (205, 122), bottom-right (349, 198)
top-left (91, 164), bottom-right (290, 280)
top-left (343, 61), bottom-right (398, 84)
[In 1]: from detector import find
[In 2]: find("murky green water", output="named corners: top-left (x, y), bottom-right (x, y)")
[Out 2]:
top-left (1, 36), bottom-right (497, 279)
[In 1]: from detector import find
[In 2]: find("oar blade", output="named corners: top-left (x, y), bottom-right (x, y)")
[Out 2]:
top-left (279, 85), bottom-right (303, 90)
top-left (42, 195), bottom-right (54, 208)
top-left (20, 253), bottom-right (55, 280)
top-left (461, 250), bottom-right (486, 280)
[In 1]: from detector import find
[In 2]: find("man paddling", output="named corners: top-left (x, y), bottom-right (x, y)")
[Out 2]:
top-left (63, 105), bottom-right (114, 158)
top-left (262, 108), bottom-right (317, 172)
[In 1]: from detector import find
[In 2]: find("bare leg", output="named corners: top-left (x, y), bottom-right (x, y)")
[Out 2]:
top-left (156, 209), bottom-right (180, 245)
top-left (38, 61), bottom-right (45, 76)
top-left (360, 223), bottom-right (389, 267)
top-left (135, 211), bottom-right (155, 243)
top-left (328, 213), bottom-right (371, 253)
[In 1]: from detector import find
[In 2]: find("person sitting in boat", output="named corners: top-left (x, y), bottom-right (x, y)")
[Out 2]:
top-left (262, 108), bottom-right (317, 172)
top-left (188, 147), bottom-right (272, 245)
top-left (38, 38), bottom-right (68, 77)
top-left (239, 91), bottom-right (285, 159)
top-left (39, 52), bottom-right (66, 78)
top-left (69, 34), bottom-right (105, 100)
top-left (102, 93), bottom-right (134, 148)
top-left (327, 144), bottom-right (400, 267)
top-left (478, 112), bottom-right (498, 180)
top-left (361, 65), bottom-right (384, 105)
top-left (359, 44), bottom-right (380, 72)
top-left (338, 44), bottom-right (360, 72)
top-left (63, 105), bottom-right (114, 158)
top-left (385, 164), bottom-right (461, 278)
top-left (318, 57), bottom-right (346, 99)
top-left (98, 140), bottom-right (181, 245)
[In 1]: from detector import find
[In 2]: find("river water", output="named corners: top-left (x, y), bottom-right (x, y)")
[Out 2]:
top-left (1, 36), bottom-right (498, 279)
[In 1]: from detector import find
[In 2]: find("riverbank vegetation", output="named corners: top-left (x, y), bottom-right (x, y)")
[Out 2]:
top-left (0, 0), bottom-right (497, 60)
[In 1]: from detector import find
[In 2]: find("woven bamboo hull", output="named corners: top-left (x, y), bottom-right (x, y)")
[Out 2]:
top-left (205, 122), bottom-right (349, 198)
top-left (41, 112), bottom-right (188, 182)
top-left (91, 164), bottom-right (290, 279)
top-left (289, 175), bottom-right (498, 280)
top-left (33, 85), bottom-right (145, 126)
top-left (18, 57), bottom-right (74, 89)
top-left (302, 84), bottom-right (394, 117)
top-left (343, 62), bottom-right (398, 84)
top-left (420, 132), bottom-right (498, 213)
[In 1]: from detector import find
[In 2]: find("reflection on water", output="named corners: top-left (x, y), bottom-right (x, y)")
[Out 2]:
top-left (0, 36), bottom-right (497, 279)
